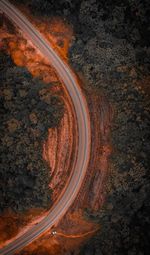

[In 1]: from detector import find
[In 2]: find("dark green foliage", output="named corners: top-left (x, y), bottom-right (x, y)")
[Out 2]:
top-left (68, 1), bottom-right (150, 254)
top-left (11, 0), bottom-right (150, 47)
top-left (0, 52), bottom-right (64, 212)
top-left (12, 0), bottom-right (80, 17)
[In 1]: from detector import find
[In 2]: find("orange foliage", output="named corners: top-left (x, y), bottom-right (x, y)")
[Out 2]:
top-left (42, 17), bottom-right (73, 60)
top-left (16, 237), bottom-right (64, 255)
top-left (0, 210), bottom-right (18, 245)
top-left (17, 4), bottom-right (73, 61)
top-left (0, 208), bottom-right (45, 246)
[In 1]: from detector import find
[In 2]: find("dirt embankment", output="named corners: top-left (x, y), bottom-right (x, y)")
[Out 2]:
top-left (44, 94), bottom-right (77, 200)
top-left (73, 86), bottom-right (112, 212)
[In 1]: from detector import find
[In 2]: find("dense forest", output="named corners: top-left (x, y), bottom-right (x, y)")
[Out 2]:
top-left (12, 0), bottom-right (150, 47)
top-left (0, 51), bottom-right (64, 212)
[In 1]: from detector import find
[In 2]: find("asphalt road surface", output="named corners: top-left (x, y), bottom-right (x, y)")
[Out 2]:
top-left (0, 1), bottom-right (91, 254)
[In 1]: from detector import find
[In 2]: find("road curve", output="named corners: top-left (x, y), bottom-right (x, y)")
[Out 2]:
top-left (0, 1), bottom-right (91, 254)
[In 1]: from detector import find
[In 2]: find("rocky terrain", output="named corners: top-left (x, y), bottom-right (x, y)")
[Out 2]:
top-left (1, 0), bottom-right (150, 254)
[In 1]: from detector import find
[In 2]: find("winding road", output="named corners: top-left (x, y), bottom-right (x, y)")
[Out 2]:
top-left (0, 0), bottom-right (91, 254)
